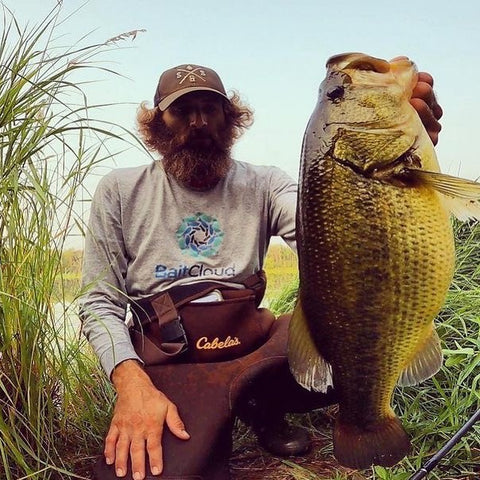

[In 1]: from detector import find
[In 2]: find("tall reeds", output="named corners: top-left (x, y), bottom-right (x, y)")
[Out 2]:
top-left (0, 4), bottom-right (141, 479)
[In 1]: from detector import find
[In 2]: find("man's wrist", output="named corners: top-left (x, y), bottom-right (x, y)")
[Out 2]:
top-left (112, 359), bottom-right (152, 391)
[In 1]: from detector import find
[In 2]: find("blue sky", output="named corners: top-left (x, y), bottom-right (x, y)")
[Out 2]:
top-left (9, 1), bottom-right (480, 188)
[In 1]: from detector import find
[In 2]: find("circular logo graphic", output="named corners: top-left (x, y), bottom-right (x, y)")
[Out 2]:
top-left (176, 212), bottom-right (224, 257)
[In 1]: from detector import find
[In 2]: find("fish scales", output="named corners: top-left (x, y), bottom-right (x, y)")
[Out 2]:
top-left (287, 53), bottom-right (480, 469)
top-left (300, 159), bottom-right (454, 416)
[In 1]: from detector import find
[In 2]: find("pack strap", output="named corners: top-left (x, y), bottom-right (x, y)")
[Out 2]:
top-left (131, 270), bottom-right (266, 329)
top-left (129, 270), bottom-right (267, 363)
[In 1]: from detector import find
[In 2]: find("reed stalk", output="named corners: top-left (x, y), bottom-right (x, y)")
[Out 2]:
top-left (0, 4), bottom-right (143, 478)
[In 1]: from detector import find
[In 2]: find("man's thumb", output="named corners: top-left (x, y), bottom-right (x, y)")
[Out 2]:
top-left (166, 407), bottom-right (190, 440)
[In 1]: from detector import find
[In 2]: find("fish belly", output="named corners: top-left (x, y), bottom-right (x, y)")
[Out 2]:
top-left (298, 156), bottom-right (455, 467)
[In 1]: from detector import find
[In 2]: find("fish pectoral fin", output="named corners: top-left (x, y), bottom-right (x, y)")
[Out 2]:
top-left (288, 296), bottom-right (333, 393)
top-left (403, 168), bottom-right (480, 221)
top-left (398, 325), bottom-right (443, 386)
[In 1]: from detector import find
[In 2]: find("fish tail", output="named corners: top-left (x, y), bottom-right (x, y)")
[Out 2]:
top-left (334, 414), bottom-right (411, 469)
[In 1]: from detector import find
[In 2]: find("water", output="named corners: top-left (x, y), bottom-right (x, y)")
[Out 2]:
top-left (54, 301), bottom-right (83, 341)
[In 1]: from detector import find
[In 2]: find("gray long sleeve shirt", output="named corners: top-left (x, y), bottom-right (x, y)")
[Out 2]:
top-left (79, 159), bottom-right (297, 377)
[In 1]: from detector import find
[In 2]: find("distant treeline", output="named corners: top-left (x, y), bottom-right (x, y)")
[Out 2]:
top-left (55, 249), bottom-right (83, 302)
top-left (263, 244), bottom-right (298, 301)
top-left (264, 243), bottom-right (297, 267)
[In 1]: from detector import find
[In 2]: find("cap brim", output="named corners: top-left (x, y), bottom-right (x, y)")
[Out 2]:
top-left (158, 87), bottom-right (229, 111)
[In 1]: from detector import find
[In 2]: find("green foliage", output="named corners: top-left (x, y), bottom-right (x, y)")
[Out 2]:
top-left (263, 243), bottom-right (298, 305)
top-left (0, 4), bottom-right (140, 479)
top-left (266, 223), bottom-right (480, 479)
top-left (55, 249), bottom-right (83, 302)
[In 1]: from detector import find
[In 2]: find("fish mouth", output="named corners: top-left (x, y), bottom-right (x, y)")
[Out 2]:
top-left (326, 53), bottom-right (416, 92)
top-left (327, 53), bottom-right (392, 73)
top-left (344, 57), bottom-right (391, 74)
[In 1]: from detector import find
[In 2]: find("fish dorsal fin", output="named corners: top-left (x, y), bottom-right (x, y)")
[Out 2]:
top-left (403, 168), bottom-right (480, 221)
top-left (288, 296), bottom-right (333, 392)
top-left (398, 325), bottom-right (443, 386)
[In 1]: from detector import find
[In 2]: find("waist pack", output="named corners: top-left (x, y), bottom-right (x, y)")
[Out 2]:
top-left (129, 271), bottom-right (276, 365)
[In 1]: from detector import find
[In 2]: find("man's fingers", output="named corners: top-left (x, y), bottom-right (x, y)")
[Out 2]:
top-left (410, 75), bottom-right (443, 146)
top-left (417, 71), bottom-right (434, 87)
top-left (106, 423), bottom-right (164, 479)
top-left (114, 433), bottom-right (131, 477)
top-left (410, 97), bottom-right (442, 145)
top-left (411, 80), bottom-right (443, 121)
top-left (147, 432), bottom-right (164, 476)
top-left (104, 425), bottom-right (119, 466)
top-left (130, 437), bottom-right (146, 480)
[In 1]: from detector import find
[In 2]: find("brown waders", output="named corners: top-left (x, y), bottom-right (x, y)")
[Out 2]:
top-left (93, 314), bottom-right (336, 480)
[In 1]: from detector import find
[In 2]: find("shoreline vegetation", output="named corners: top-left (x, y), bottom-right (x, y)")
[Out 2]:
top-left (0, 4), bottom-right (478, 480)
top-left (8, 235), bottom-right (480, 480)
top-left (56, 243), bottom-right (298, 305)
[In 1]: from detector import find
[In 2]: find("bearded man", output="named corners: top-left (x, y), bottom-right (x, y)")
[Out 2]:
top-left (79, 63), bottom-right (443, 480)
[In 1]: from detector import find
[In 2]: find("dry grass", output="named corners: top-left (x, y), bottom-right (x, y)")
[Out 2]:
top-left (230, 410), bottom-right (366, 480)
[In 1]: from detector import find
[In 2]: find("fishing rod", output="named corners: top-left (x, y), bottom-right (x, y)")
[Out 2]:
top-left (408, 408), bottom-right (480, 480)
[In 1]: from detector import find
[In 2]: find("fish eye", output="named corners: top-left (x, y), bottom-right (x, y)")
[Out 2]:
top-left (327, 86), bottom-right (345, 102)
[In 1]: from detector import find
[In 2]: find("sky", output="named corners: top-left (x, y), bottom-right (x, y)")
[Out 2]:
top-left (7, 0), bottom-right (480, 245)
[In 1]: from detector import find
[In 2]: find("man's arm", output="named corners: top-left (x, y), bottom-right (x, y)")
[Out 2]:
top-left (79, 172), bottom-right (141, 376)
top-left (79, 172), bottom-right (189, 480)
top-left (267, 167), bottom-right (298, 252)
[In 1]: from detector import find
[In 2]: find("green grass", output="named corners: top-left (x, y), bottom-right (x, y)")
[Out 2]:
top-left (0, 4), bottom-right (141, 479)
top-left (263, 243), bottom-right (298, 305)
top-left (259, 221), bottom-right (479, 480)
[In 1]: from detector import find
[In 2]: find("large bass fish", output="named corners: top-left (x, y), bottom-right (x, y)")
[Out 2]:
top-left (288, 53), bottom-right (480, 469)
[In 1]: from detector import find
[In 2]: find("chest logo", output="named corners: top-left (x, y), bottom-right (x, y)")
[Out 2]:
top-left (176, 212), bottom-right (224, 257)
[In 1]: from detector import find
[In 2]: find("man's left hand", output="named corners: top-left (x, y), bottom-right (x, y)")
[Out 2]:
top-left (410, 71), bottom-right (443, 146)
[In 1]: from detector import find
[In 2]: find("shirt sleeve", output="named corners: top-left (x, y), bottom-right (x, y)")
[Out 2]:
top-left (78, 172), bottom-right (143, 379)
top-left (268, 167), bottom-right (298, 253)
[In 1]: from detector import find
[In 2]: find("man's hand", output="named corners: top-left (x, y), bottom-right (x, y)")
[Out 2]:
top-left (410, 71), bottom-right (443, 146)
top-left (391, 57), bottom-right (443, 146)
top-left (107, 360), bottom-right (190, 479)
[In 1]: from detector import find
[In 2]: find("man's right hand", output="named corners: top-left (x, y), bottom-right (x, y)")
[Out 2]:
top-left (107, 360), bottom-right (190, 479)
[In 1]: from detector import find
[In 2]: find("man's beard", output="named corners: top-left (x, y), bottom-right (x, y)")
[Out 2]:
top-left (156, 121), bottom-right (234, 191)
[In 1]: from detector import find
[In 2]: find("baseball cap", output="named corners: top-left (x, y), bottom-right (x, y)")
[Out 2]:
top-left (154, 64), bottom-right (229, 111)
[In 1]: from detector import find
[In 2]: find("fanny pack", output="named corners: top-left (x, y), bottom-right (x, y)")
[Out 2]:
top-left (129, 271), bottom-right (275, 365)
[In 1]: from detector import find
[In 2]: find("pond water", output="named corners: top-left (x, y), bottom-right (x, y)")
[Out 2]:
top-left (54, 302), bottom-right (83, 341)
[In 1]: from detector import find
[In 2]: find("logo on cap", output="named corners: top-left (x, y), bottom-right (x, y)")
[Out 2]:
top-left (176, 65), bottom-right (208, 85)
